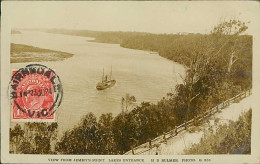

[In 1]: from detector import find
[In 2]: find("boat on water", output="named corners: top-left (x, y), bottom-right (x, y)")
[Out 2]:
top-left (96, 67), bottom-right (116, 90)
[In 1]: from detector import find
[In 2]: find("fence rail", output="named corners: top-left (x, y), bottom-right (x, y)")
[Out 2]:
top-left (124, 89), bottom-right (252, 155)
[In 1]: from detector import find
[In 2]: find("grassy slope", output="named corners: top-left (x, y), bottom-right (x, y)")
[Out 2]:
top-left (184, 109), bottom-right (251, 154)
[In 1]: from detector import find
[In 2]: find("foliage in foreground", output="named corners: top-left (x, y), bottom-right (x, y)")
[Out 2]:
top-left (184, 109), bottom-right (252, 154)
top-left (55, 102), bottom-right (176, 154)
top-left (10, 123), bottom-right (58, 154)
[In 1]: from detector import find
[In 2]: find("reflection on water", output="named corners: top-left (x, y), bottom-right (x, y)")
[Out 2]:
top-left (11, 31), bottom-right (185, 133)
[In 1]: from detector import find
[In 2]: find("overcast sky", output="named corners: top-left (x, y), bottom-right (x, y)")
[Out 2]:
top-left (4, 1), bottom-right (259, 34)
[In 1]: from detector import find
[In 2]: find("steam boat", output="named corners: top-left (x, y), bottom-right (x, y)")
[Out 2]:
top-left (96, 67), bottom-right (116, 90)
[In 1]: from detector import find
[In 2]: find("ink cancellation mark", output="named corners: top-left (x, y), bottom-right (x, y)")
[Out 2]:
top-left (9, 64), bottom-right (63, 120)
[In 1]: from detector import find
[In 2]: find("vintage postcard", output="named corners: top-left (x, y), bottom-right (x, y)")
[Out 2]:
top-left (1, 1), bottom-right (260, 163)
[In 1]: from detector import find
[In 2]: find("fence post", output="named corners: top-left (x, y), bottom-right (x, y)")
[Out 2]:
top-left (163, 132), bottom-right (167, 143)
top-left (131, 146), bottom-right (135, 155)
top-left (149, 139), bottom-right (152, 149)
top-left (193, 116), bottom-right (198, 126)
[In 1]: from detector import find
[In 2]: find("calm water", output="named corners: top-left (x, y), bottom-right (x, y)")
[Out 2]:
top-left (11, 31), bottom-right (185, 133)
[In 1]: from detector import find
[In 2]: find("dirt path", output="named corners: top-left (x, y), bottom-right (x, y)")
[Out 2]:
top-left (125, 95), bottom-right (252, 155)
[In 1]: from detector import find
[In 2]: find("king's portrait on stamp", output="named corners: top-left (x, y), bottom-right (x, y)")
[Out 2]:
top-left (9, 64), bottom-right (63, 120)
top-left (1, 1), bottom-right (260, 164)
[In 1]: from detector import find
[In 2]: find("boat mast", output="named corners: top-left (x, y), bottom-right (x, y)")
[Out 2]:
top-left (102, 68), bottom-right (104, 82)
top-left (110, 66), bottom-right (112, 80)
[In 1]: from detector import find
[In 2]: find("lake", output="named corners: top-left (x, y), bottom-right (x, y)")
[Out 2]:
top-left (11, 30), bottom-right (185, 133)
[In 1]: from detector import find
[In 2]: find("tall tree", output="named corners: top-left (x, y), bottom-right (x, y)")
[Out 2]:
top-left (10, 124), bottom-right (24, 153)
top-left (175, 19), bottom-right (249, 127)
top-left (210, 19), bottom-right (248, 73)
top-left (121, 93), bottom-right (136, 113)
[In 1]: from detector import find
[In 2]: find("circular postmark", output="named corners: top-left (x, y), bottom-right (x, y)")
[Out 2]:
top-left (9, 64), bottom-right (63, 119)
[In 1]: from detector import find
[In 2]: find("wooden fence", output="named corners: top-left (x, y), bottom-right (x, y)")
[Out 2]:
top-left (124, 89), bottom-right (252, 155)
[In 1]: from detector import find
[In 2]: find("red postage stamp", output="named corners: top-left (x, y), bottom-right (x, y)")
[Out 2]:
top-left (10, 64), bottom-right (63, 120)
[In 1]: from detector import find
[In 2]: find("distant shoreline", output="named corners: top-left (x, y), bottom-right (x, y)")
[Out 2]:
top-left (40, 28), bottom-right (252, 68)
top-left (11, 43), bottom-right (74, 63)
